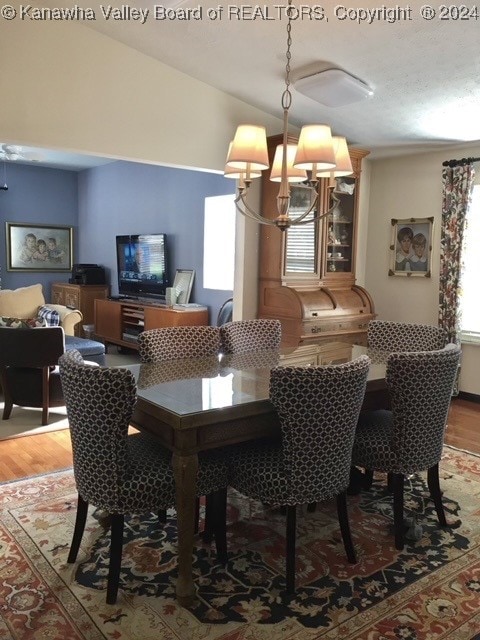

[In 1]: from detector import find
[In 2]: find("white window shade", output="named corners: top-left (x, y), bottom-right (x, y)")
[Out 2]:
top-left (203, 194), bottom-right (235, 290)
top-left (460, 184), bottom-right (480, 341)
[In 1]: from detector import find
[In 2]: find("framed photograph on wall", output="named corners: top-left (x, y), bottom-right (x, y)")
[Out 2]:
top-left (388, 217), bottom-right (433, 277)
top-left (173, 268), bottom-right (195, 304)
top-left (6, 222), bottom-right (73, 272)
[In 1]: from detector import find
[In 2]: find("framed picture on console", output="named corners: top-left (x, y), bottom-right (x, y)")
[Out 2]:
top-left (6, 222), bottom-right (73, 272)
top-left (173, 269), bottom-right (195, 304)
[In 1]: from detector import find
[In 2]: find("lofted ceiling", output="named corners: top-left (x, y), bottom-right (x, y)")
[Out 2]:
top-left (7, 1), bottom-right (480, 169)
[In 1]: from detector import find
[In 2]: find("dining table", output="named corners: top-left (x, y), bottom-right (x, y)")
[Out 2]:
top-left (125, 341), bottom-right (389, 607)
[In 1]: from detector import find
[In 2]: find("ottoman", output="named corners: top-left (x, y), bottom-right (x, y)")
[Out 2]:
top-left (65, 335), bottom-right (106, 366)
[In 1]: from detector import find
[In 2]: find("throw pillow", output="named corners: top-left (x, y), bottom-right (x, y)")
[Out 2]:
top-left (37, 305), bottom-right (61, 327)
top-left (0, 316), bottom-right (47, 328)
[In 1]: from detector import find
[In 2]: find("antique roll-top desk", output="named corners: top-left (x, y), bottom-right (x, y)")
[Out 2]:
top-left (258, 134), bottom-right (376, 346)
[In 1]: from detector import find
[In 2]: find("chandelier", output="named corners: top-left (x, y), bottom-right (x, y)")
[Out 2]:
top-left (224, 0), bottom-right (354, 231)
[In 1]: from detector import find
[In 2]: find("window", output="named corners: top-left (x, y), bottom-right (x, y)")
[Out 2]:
top-left (460, 184), bottom-right (480, 341)
top-left (284, 185), bottom-right (317, 274)
top-left (203, 194), bottom-right (235, 290)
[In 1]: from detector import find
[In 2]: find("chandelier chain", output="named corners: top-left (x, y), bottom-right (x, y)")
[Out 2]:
top-left (281, 0), bottom-right (293, 111)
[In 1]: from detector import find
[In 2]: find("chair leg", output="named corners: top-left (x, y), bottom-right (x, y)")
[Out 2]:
top-left (286, 505), bottom-right (296, 595)
top-left (210, 488), bottom-right (228, 564)
top-left (2, 398), bottom-right (13, 420)
top-left (202, 496), bottom-right (214, 543)
top-left (68, 494), bottom-right (89, 563)
top-left (336, 491), bottom-right (356, 564)
top-left (363, 469), bottom-right (374, 490)
top-left (427, 464), bottom-right (462, 530)
top-left (194, 497), bottom-right (200, 535)
top-left (427, 464), bottom-right (448, 526)
top-left (0, 370), bottom-right (12, 420)
top-left (106, 514), bottom-right (124, 605)
top-left (347, 466), bottom-right (365, 495)
top-left (387, 472), bottom-right (395, 493)
top-left (41, 366), bottom-right (50, 426)
top-left (392, 473), bottom-right (405, 550)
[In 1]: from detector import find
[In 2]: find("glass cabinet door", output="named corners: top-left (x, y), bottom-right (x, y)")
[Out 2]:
top-left (325, 176), bottom-right (356, 276)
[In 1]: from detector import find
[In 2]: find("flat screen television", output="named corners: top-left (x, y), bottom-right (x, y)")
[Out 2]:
top-left (116, 234), bottom-right (169, 299)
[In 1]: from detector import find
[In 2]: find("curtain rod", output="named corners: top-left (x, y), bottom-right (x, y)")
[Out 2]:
top-left (442, 157), bottom-right (480, 168)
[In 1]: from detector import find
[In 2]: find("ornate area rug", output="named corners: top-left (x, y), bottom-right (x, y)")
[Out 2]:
top-left (1, 447), bottom-right (479, 640)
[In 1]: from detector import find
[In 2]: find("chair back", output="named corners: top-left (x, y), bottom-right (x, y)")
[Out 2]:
top-left (217, 298), bottom-right (233, 326)
top-left (367, 320), bottom-right (447, 352)
top-left (220, 319), bottom-right (282, 355)
top-left (386, 344), bottom-right (461, 472)
top-left (58, 350), bottom-right (137, 511)
top-left (0, 326), bottom-right (64, 367)
top-left (270, 355), bottom-right (370, 503)
top-left (137, 325), bottom-right (221, 362)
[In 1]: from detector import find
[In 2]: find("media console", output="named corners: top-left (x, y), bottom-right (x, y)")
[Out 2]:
top-left (94, 298), bottom-right (208, 351)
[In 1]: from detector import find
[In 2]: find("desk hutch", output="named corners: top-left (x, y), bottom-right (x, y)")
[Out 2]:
top-left (258, 134), bottom-right (376, 346)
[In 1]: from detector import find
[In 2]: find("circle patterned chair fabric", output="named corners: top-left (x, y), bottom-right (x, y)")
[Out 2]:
top-left (352, 343), bottom-right (461, 550)
top-left (227, 355), bottom-right (371, 594)
top-left (220, 318), bottom-right (282, 355)
top-left (58, 349), bottom-right (229, 604)
top-left (137, 325), bottom-right (221, 363)
top-left (367, 320), bottom-right (447, 352)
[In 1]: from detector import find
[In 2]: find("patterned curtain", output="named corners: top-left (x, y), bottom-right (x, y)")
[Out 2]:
top-left (439, 163), bottom-right (475, 344)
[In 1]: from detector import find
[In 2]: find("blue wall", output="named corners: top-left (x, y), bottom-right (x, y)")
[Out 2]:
top-left (77, 161), bottom-right (235, 323)
top-left (0, 163), bottom-right (78, 298)
top-left (0, 160), bottom-right (235, 323)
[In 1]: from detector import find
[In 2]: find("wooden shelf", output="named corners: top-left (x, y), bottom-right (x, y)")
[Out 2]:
top-left (94, 298), bottom-right (208, 350)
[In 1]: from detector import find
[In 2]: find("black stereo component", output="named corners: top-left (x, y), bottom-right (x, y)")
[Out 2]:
top-left (69, 263), bottom-right (106, 285)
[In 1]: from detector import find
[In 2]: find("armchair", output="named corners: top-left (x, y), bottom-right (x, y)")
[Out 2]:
top-left (0, 326), bottom-right (65, 425)
top-left (0, 284), bottom-right (82, 336)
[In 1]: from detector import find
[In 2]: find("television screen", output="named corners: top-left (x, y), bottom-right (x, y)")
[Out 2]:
top-left (116, 234), bottom-right (169, 299)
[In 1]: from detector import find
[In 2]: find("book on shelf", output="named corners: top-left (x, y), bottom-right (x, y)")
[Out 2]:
top-left (173, 303), bottom-right (207, 311)
top-left (122, 332), bottom-right (140, 343)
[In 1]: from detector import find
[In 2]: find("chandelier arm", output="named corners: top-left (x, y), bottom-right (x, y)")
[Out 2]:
top-left (234, 192), bottom-right (278, 226)
top-left (290, 198), bottom-right (319, 224)
top-left (295, 187), bottom-right (341, 223)
top-left (293, 209), bottom-right (331, 226)
top-left (293, 196), bottom-right (341, 226)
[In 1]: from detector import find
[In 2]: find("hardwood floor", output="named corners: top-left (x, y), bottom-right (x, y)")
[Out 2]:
top-left (0, 429), bottom-right (73, 482)
top-left (0, 398), bottom-right (478, 483)
top-left (444, 398), bottom-right (480, 454)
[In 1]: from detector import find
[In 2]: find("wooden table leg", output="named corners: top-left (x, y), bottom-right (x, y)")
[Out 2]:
top-left (173, 451), bottom-right (198, 607)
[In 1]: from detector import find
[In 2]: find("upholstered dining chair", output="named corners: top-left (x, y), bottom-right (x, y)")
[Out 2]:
top-left (59, 349), bottom-right (228, 604)
top-left (367, 320), bottom-right (447, 352)
top-left (352, 344), bottom-right (461, 551)
top-left (0, 325), bottom-right (65, 425)
top-left (227, 356), bottom-right (371, 594)
top-left (137, 325), bottom-right (223, 538)
top-left (216, 298), bottom-right (233, 326)
top-left (220, 318), bottom-right (282, 355)
top-left (137, 325), bottom-right (221, 362)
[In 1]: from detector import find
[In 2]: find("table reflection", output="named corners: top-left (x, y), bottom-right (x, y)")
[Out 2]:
top-left (127, 343), bottom-right (388, 417)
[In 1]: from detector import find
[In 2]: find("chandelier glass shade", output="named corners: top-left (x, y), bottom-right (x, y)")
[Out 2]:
top-left (224, 0), bottom-right (354, 230)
